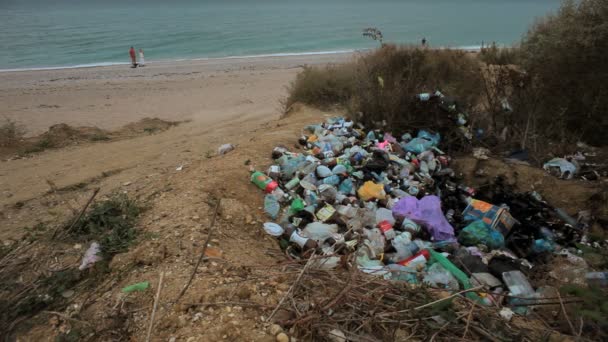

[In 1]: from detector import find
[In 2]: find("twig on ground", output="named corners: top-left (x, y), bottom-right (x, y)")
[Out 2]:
top-left (462, 302), bottom-right (476, 339)
top-left (145, 271), bottom-right (164, 342)
top-left (557, 289), bottom-right (577, 336)
top-left (185, 301), bottom-right (274, 309)
top-left (267, 251), bottom-right (316, 322)
top-left (42, 311), bottom-right (92, 326)
top-left (414, 286), bottom-right (484, 311)
top-left (174, 199), bottom-right (220, 303)
top-left (56, 187), bottom-right (100, 238)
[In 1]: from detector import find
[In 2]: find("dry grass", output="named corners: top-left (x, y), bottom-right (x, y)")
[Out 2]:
top-left (0, 118), bottom-right (26, 147)
top-left (518, 0), bottom-right (608, 146)
top-left (284, 64), bottom-right (356, 111)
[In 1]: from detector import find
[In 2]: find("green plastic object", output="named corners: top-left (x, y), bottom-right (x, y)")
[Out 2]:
top-left (427, 249), bottom-right (482, 302)
top-left (122, 281), bottom-right (150, 293)
top-left (290, 198), bottom-right (305, 213)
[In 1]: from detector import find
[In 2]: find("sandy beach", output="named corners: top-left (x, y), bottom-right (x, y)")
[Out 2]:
top-left (0, 53), bottom-right (352, 212)
top-left (0, 53), bottom-right (353, 135)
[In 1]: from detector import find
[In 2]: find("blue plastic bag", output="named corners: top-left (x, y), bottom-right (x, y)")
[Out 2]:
top-left (457, 220), bottom-right (504, 249)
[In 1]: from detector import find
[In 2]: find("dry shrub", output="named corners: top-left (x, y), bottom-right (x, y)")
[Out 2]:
top-left (285, 45), bottom-right (484, 136)
top-left (518, 0), bottom-right (608, 146)
top-left (479, 43), bottom-right (521, 66)
top-left (351, 45), bottom-right (484, 132)
top-left (0, 118), bottom-right (26, 147)
top-left (284, 64), bottom-right (356, 111)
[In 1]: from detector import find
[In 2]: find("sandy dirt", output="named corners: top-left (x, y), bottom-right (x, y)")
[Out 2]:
top-left (0, 54), bottom-right (604, 341)
top-left (0, 53), bottom-right (353, 136)
top-left (0, 54), bottom-right (354, 208)
top-left (0, 55), bottom-right (343, 341)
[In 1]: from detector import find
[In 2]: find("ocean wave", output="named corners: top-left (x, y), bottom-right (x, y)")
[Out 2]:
top-left (0, 50), bottom-right (360, 73)
top-left (0, 46), bottom-right (484, 73)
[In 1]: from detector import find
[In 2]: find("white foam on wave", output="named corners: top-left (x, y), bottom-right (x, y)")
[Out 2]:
top-left (0, 46), bottom-right (486, 73)
top-left (0, 61), bottom-right (129, 73)
top-left (0, 50), bottom-right (359, 73)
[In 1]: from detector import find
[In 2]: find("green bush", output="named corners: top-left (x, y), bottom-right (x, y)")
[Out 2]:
top-left (518, 0), bottom-right (608, 146)
top-left (69, 193), bottom-right (141, 257)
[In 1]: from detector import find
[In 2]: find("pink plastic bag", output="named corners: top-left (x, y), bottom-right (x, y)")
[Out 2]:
top-left (392, 196), bottom-right (455, 241)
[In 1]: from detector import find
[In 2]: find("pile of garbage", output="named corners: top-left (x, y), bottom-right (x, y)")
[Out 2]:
top-left (250, 116), bottom-right (606, 315)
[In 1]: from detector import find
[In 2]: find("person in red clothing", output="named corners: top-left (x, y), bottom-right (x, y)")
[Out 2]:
top-left (129, 46), bottom-right (137, 68)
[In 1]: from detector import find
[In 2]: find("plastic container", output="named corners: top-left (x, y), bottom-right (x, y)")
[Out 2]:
top-left (251, 171), bottom-right (279, 193)
top-left (397, 249), bottom-right (430, 268)
top-left (377, 220), bottom-right (396, 240)
top-left (502, 270), bottom-right (535, 297)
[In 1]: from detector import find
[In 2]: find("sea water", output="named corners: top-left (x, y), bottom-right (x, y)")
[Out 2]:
top-left (0, 0), bottom-right (561, 71)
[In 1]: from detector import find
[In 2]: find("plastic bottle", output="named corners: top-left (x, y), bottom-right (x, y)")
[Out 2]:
top-left (289, 230), bottom-right (318, 251)
top-left (401, 218), bottom-right (421, 234)
top-left (285, 176), bottom-right (301, 190)
top-left (364, 228), bottom-right (386, 257)
top-left (445, 209), bottom-right (455, 223)
top-left (390, 233), bottom-right (421, 262)
top-left (428, 249), bottom-right (481, 302)
top-left (267, 165), bottom-right (281, 180)
top-left (502, 270), bottom-right (535, 297)
top-left (373, 206), bottom-right (392, 223)
top-left (397, 249), bottom-right (430, 268)
top-left (377, 220), bottom-right (396, 240)
top-left (251, 171), bottom-right (279, 193)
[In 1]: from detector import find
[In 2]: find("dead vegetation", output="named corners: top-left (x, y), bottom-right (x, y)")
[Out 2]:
top-left (0, 117), bottom-right (181, 159)
top-left (0, 192), bottom-right (142, 338)
top-left (285, 0), bottom-right (608, 163)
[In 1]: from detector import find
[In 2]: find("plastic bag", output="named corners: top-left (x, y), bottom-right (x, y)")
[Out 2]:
top-left (403, 130), bottom-right (440, 153)
top-left (301, 222), bottom-right (339, 244)
top-left (423, 263), bottom-right (459, 291)
top-left (392, 196), bottom-right (455, 241)
top-left (458, 220), bottom-right (505, 249)
top-left (338, 178), bottom-right (354, 195)
top-left (264, 194), bottom-right (280, 219)
top-left (278, 154), bottom-right (307, 179)
top-left (263, 222), bottom-right (284, 236)
top-left (543, 158), bottom-right (577, 179)
top-left (79, 242), bottom-right (102, 270)
top-left (217, 143), bottom-right (235, 155)
top-left (316, 165), bottom-right (333, 178)
top-left (357, 181), bottom-right (386, 201)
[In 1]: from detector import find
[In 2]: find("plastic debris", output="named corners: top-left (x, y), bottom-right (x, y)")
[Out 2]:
top-left (458, 220), bottom-right (505, 250)
top-left (248, 114), bottom-right (604, 317)
top-left (122, 281), bottom-right (150, 293)
top-left (543, 158), bottom-right (577, 179)
top-left (79, 242), bottom-right (101, 271)
top-left (217, 143), bottom-right (235, 155)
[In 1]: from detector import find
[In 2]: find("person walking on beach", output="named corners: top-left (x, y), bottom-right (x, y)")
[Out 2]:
top-left (421, 37), bottom-right (427, 47)
top-left (129, 46), bottom-right (137, 68)
top-left (138, 48), bottom-right (145, 67)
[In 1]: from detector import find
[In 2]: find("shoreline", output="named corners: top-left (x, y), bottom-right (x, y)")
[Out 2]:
top-left (0, 51), bottom-right (353, 136)
top-left (0, 45), bottom-right (484, 74)
top-left (0, 49), bottom-right (360, 74)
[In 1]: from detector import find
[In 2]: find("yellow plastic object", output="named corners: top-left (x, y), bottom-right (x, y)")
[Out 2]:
top-left (357, 181), bottom-right (386, 201)
top-left (307, 134), bottom-right (318, 143)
